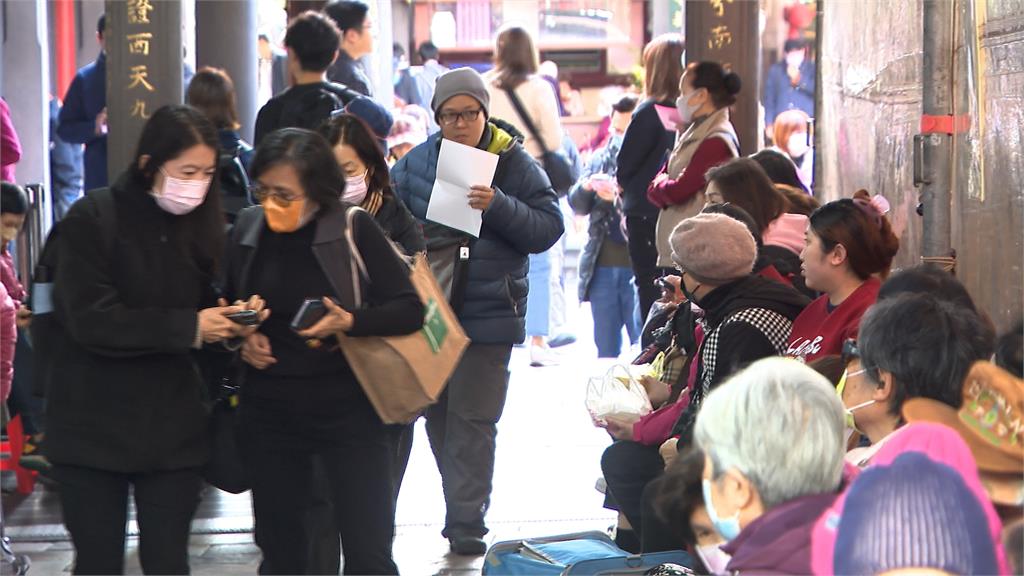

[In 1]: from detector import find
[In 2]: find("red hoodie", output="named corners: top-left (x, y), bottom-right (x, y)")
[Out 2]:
top-left (786, 278), bottom-right (880, 363)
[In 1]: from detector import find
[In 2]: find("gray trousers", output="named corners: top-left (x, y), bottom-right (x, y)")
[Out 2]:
top-left (425, 343), bottom-right (513, 538)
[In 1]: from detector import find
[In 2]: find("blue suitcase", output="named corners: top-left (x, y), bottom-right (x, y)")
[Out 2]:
top-left (482, 530), bottom-right (694, 575)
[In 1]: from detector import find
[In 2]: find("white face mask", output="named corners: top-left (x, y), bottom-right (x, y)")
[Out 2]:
top-left (787, 132), bottom-right (810, 158)
top-left (342, 170), bottom-right (369, 205)
top-left (696, 543), bottom-right (733, 575)
top-left (676, 90), bottom-right (703, 124)
top-left (786, 51), bottom-right (805, 68)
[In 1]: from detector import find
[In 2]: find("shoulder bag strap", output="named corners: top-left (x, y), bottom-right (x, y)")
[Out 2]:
top-left (503, 86), bottom-right (550, 154)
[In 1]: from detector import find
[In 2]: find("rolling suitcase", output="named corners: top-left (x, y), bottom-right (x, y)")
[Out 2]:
top-left (482, 530), bottom-right (694, 575)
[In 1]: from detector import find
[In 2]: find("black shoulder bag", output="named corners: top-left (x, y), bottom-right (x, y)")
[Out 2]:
top-left (503, 86), bottom-right (576, 196)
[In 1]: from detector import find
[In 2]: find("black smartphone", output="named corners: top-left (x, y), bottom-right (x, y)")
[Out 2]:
top-left (225, 309), bottom-right (260, 326)
top-left (290, 299), bottom-right (327, 332)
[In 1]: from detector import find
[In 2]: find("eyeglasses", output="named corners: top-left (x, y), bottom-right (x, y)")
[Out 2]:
top-left (438, 109), bottom-right (483, 126)
top-left (250, 184), bottom-right (302, 207)
top-left (841, 338), bottom-right (860, 367)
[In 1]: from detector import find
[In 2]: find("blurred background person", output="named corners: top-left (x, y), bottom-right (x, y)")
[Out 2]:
top-left (323, 0), bottom-right (374, 97)
top-left (772, 109), bottom-right (813, 189)
top-left (386, 107), bottom-right (429, 165)
top-left (616, 33), bottom-right (684, 324)
top-left (569, 95), bottom-right (640, 359)
top-left (58, 14), bottom-right (107, 191)
top-left (764, 38), bottom-right (815, 146)
top-left (257, 32), bottom-right (290, 108)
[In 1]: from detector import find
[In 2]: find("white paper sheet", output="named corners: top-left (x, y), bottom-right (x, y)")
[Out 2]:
top-left (425, 139), bottom-right (499, 237)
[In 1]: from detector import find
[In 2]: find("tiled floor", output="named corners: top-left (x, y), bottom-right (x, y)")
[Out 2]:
top-left (3, 298), bottom-right (633, 575)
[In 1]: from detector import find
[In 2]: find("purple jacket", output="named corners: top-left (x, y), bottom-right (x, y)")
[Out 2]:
top-left (722, 491), bottom-right (839, 575)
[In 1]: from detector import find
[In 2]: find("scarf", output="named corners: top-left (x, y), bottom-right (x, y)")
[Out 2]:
top-left (666, 107), bottom-right (738, 179)
top-left (361, 188), bottom-right (384, 216)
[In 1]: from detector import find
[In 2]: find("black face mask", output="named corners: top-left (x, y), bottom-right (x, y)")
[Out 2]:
top-left (679, 272), bottom-right (703, 306)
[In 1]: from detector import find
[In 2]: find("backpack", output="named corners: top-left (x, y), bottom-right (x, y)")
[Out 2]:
top-left (218, 145), bottom-right (252, 225)
top-left (29, 189), bottom-right (117, 397)
top-left (277, 83), bottom-right (356, 131)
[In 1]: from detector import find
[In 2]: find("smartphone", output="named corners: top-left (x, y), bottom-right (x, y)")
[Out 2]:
top-left (225, 309), bottom-right (260, 326)
top-left (290, 299), bottom-right (328, 332)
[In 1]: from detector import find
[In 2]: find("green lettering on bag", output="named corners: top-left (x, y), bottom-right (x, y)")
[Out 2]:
top-left (421, 299), bottom-right (448, 354)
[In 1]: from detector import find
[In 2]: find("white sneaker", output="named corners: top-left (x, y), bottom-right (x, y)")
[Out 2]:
top-left (529, 345), bottom-right (560, 367)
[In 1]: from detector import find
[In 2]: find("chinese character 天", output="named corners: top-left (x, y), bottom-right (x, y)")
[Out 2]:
top-left (128, 65), bottom-right (156, 92)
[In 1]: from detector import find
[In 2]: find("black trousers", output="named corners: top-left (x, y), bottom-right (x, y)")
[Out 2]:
top-left (625, 215), bottom-right (662, 324)
top-left (242, 383), bottom-right (399, 575)
top-left (600, 440), bottom-right (680, 553)
top-left (52, 464), bottom-right (202, 575)
top-left (7, 330), bottom-right (43, 435)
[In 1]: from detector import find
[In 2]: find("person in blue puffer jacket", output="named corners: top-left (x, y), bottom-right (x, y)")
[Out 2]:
top-left (391, 67), bottom-right (564, 556)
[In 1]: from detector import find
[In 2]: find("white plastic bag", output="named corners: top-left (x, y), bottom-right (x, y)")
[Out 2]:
top-left (586, 364), bottom-right (653, 424)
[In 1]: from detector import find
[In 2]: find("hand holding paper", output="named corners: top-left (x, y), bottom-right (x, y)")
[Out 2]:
top-left (426, 139), bottom-right (499, 237)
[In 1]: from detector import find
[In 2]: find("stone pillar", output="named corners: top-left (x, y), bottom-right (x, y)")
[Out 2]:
top-left (1, 0), bottom-right (52, 191)
top-left (685, 0), bottom-right (762, 154)
top-left (196, 0), bottom-right (259, 141)
top-left (105, 0), bottom-right (183, 179)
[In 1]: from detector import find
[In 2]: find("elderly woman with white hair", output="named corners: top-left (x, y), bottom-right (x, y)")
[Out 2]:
top-left (695, 356), bottom-right (848, 575)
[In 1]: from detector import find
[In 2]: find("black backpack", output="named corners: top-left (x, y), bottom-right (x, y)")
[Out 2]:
top-left (29, 189), bottom-right (117, 397)
top-left (219, 145), bottom-right (252, 225)
top-left (277, 84), bottom-right (356, 132)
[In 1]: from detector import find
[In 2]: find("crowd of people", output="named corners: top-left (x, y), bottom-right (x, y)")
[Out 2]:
top-left (0, 3), bottom-right (1021, 576)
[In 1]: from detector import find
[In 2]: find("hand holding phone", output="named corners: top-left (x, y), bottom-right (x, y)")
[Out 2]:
top-left (293, 297), bottom-right (353, 340)
top-left (290, 299), bottom-right (328, 332)
top-left (225, 309), bottom-right (260, 326)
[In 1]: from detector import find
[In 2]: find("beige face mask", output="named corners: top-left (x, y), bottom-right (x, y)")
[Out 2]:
top-left (1, 225), bottom-right (19, 244)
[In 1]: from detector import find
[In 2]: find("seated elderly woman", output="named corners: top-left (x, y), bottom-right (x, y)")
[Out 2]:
top-left (842, 290), bottom-right (993, 467)
top-left (694, 356), bottom-right (846, 575)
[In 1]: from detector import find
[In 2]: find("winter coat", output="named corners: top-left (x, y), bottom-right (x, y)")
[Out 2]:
top-left (616, 99), bottom-right (676, 218)
top-left (1, 280), bottom-right (14, 401)
top-left (372, 193), bottom-right (425, 255)
top-left (391, 119), bottom-right (564, 344)
top-left (672, 275), bottom-right (810, 444)
top-left (568, 134), bottom-right (628, 302)
top-left (57, 52), bottom-right (108, 191)
top-left (764, 59), bottom-right (816, 126)
top-left (483, 72), bottom-right (563, 160)
top-left (1, 98), bottom-right (22, 182)
top-left (46, 173), bottom-right (218, 473)
top-left (722, 490), bottom-right (839, 575)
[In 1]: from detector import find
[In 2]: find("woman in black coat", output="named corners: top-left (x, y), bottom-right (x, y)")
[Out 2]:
top-left (319, 113), bottom-right (425, 255)
top-left (46, 105), bottom-right (255, 574)
top-left (225, 128), bottom-right (423, 574)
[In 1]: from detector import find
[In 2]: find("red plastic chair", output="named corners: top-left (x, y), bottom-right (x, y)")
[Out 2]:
top-left (0, 414), bottom-right (37, 494)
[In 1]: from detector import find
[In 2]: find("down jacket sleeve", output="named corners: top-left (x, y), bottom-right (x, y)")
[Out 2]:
top-left (0, 281), bottom-right (14, 402)
top-left (482, 149), bottom-right (564, 255)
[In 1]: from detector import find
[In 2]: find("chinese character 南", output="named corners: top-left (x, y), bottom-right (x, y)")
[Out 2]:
top-left (131, 99), bottom-right (151, 119)
top-left (708, 25), bottom-right (733, 50)
top-left (127, 32), bottom-right (153, 56)
top-left (128, 65), bottom-right (156, 91)
top-left (127, 0), bottom-right (155, 24)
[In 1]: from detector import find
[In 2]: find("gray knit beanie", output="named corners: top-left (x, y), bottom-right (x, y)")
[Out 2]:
top-left (670, 212), bottom-right (757, 285)
top-left (431, 67), bottom-right (490, 123)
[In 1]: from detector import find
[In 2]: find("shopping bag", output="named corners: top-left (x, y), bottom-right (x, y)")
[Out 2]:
top-left (338, 209), bottom-right (471, 424)
top-left (585, 364), bottom-right (653, 424)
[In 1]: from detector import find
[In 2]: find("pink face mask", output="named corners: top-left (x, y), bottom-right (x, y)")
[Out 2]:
top-left (153, 168), bottom-right (211, 215)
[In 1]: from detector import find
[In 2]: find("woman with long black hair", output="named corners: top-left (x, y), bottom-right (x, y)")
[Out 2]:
top-left (46, 105), bottom-right (253, 574)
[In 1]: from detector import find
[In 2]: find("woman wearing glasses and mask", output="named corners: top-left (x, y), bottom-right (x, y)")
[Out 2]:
top-left (225, 128), bottom-right (423, 574)
top-left (391, 67), bottom-right (563, 555)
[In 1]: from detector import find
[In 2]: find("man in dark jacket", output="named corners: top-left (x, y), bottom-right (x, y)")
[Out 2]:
top-left (600, 213), bottom-right (808, 552)
top-left (569, 95), bottom-right (640, 358)
top-left (392, 68), bottom-right (564, 555)
top-left (57, 14), bottom-right (108, 192)
top-left (323, 0), bottom-right (374, 97)
top-left (254, 11), bottom-right (368, 144)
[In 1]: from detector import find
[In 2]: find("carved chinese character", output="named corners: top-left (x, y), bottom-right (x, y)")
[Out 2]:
top-left (128, 65), bottom-right (155, 92)
top-left (708, 25), bottom-right (733, 50)
top-left (127, 0), bottom-right (155, 24)
top-left (131, 99), bottom-right (151, 119)
top-left (709, 0), bottom-right (734, 18)
top-left (126, 32), bottom-right (153, 56)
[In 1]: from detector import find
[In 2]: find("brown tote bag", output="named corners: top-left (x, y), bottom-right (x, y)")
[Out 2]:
top-left (337, 208), bottom-right (471, 424)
